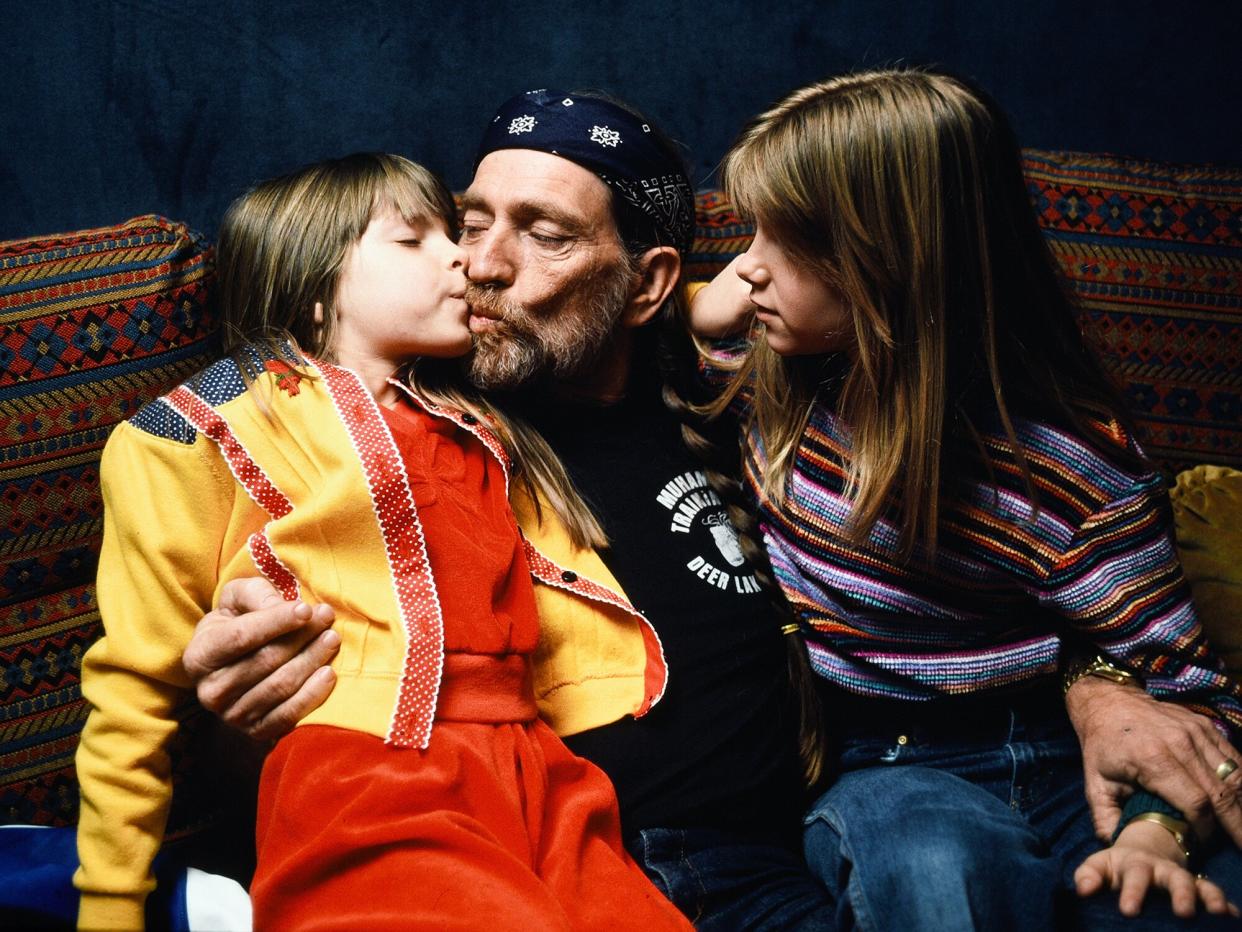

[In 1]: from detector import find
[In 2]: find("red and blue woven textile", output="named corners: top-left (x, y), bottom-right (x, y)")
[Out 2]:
top-left (0, 216), bottom-right (219, 826)
top-left (685, 150), bottom-right (1242, 474)
top-left (1024, 150), bottom-right (1242, 472)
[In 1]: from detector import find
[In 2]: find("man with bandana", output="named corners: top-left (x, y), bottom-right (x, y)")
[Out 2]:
top-left (185, 89), bottom-right (834, 928)
top-left (182, 90), bottom-right (1242, 928)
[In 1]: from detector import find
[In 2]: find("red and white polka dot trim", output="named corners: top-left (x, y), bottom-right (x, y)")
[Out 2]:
top-left (166, 386), bottom-right (293, 518)
top-left (248, 529), bottom-right (300, 602)
top-left (312, 360), bottom-right (445, 749)
top-left (166, 385), bottom-right (301, 600)
top-left (390, 379), bottom-right (513, 484)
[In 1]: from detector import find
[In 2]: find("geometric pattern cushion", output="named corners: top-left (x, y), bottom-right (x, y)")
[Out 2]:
top-left (685, 149), bottom-right (1242, 475)
top-left (1025, 150), bottom-right (1242, 473)
top-left (0, 216), bottom-right (219, 826)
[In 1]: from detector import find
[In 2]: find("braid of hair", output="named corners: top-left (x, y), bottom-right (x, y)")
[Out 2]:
top-left (656, 311), bottom-right (828, 789)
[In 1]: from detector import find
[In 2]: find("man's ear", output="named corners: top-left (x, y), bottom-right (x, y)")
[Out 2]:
top-left (621, 246), bottom-right (682, 328)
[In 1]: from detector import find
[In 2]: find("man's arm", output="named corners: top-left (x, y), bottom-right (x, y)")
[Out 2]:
top-left (1066, 673), bottom-right (1242, 846)
top-left (182, 577), bottom-right (340, 744)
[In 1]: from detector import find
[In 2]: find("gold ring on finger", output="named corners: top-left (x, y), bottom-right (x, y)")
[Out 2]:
top-left (1215, 757), bottom-right (1239, 781)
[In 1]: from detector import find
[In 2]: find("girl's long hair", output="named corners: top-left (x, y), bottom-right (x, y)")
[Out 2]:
top-left (214, 152), bottom-right (603, 546)
top-left (215, 152), bottom-right (456, 368)
top-left (572, 90), bottom-right (828, 787)
top-left (715, 69), bottom-right (1145, 558)
top-left (408, 364), bottom-right (611, 550)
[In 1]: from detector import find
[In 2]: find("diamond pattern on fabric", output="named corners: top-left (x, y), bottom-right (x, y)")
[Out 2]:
top-left (0, 215), bottom-right (217, 827)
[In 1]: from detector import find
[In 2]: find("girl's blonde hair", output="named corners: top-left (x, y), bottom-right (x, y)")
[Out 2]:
top-left (715, 69), bottom-right (1142, 557)
top-left (216, 152), bottom-right (456, 366)
top-left (216, 152), bottom-right (607, 548)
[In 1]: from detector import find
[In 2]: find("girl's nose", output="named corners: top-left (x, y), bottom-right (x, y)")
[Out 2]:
top-left (735, 249), bottom-right (767, 287)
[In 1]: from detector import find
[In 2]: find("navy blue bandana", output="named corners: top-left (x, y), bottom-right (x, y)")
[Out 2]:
top-left (475, 89), bottom-right (695, 254)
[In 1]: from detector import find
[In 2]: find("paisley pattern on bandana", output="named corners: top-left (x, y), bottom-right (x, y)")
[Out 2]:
top-left (476, 89), bottom-right (695, 253)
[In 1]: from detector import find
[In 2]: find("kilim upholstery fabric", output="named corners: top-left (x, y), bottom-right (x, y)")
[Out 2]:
top-left (0, 217), bottom-right (218, 826)
top-left (0, 150), bottom-right (1239, 830)
top-left (1028, 152), bottom-right (1242, 473)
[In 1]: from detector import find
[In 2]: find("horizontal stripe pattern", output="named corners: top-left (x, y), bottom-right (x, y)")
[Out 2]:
top-left (734, 382), bottom-right (1242, 729)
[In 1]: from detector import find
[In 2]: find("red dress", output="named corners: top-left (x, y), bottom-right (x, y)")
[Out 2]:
top-left (250, 399), bottom-right (688, 930)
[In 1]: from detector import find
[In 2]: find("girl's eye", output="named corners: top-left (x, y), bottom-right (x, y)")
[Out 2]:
top-left (399, 239), bottom-right (421, 247)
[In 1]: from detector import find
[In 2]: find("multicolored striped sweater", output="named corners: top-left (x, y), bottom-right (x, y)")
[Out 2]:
top-left (706, 349), bottom-right (1242, 734)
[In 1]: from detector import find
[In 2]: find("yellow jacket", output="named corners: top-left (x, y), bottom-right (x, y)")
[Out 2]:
top-left (74, 350), bottom-right (667, 930)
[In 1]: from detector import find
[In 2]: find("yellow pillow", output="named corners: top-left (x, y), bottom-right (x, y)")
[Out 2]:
top-left (1171, 465), bottom-right (1242, 676)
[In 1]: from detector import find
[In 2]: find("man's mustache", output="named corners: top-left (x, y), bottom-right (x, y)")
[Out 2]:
top-left (464, 284), bottom-right (514, 320)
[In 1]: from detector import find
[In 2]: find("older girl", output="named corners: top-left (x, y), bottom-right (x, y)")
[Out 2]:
top-left (691, 70), bottom-right (1242, 928)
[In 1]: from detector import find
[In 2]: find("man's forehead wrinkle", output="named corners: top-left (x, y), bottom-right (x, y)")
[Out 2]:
top-left (469, 150), bottom-right (613, 221)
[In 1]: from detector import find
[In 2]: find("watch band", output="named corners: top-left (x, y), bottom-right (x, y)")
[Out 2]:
top-left (1061, 653), bottom-right (1142, 696)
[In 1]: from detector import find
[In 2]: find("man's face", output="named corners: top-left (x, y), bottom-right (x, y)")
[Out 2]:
top-left (459, 149), bottom-right (635, 390)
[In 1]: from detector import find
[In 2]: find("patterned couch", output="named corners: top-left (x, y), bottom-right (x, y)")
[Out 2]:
top-left (1, 149), bottom-right (1240, 900)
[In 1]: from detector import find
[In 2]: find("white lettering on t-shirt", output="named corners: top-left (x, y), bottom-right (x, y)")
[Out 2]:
top-left (656, 470), bottom-right (708, 510)
top-left (660, 471), bottom-right (759, 594)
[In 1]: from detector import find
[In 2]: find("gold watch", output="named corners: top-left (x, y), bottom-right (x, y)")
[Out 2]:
top-left (1061, 654), bottom-right (1142, 696)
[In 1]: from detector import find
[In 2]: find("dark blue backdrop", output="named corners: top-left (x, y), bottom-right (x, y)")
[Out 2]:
top-left (2, 0), bottom-right (1239, 240)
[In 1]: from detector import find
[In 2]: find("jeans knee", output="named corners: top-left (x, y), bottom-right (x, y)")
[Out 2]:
top-left (803, 767), bottom-right (1060, 931)
top-left (874, 816), bottom-right (998, 885)
top-left (810, 801), bottom-right (998, 886)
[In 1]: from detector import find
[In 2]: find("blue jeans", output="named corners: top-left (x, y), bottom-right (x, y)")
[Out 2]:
top-left (804, 689), bottom-right (1242, 931)
top-left (628, 826), bottom-right (837, 930)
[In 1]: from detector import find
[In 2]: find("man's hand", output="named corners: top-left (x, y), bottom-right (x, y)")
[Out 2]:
top-left (182, 577), bottom-right (339, 743)
top-left (1066, 674), bottom-right (1242, 846)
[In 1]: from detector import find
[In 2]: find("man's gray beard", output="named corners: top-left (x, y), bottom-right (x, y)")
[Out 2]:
top-left (465, 260), bottom-right (634, 391)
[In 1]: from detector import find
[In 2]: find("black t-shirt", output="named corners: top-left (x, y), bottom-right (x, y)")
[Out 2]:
top-left (511, 374), bottom-right (805, 842)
